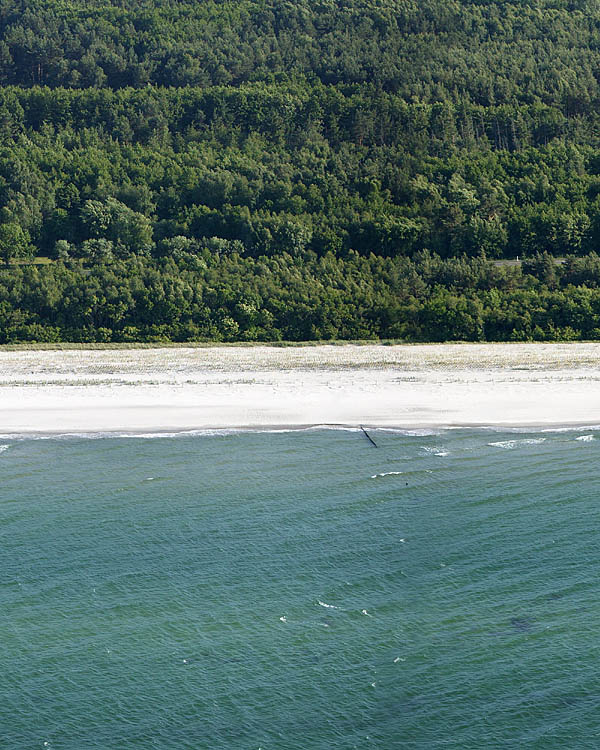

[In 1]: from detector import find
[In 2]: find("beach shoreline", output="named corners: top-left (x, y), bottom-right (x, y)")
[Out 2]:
top-left (2, 342), bottom-right (600, 434)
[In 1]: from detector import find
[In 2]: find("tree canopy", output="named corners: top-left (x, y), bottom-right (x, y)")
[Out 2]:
top-left (2, 0), bottom-right (600, 342)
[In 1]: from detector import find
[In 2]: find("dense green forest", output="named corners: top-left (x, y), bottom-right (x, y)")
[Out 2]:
top-left (3, 0), bottom-right (600, 342)
top-left (3, 251), bottom-right (600, 343)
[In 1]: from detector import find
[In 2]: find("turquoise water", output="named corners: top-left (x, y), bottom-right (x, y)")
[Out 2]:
top-left (1, 428), bottom-right (600, 749)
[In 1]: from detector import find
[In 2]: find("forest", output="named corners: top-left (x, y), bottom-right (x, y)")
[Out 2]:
top-left (3, 0), bottom-right (600, 342)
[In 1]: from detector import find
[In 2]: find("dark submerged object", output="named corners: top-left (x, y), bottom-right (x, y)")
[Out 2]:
top-left (361, 426), bottom-right (378, 448)
top-left (510, 616), bottom-right (533, 632)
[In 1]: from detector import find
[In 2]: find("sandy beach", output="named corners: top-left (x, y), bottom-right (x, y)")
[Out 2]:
top-left (1, 342), bottom-right (600, 434)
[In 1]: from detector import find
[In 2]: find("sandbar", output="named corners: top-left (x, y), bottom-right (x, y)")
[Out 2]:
top-left (1, 342), bottom-right (600, 434)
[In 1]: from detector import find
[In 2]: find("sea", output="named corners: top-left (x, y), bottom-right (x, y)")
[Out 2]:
top-left (1, 426), bottom-right (600, 749)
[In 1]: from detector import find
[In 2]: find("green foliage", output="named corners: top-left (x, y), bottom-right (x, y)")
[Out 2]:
top-left (0, 252), bottom-right (599, 344)
top-left (80, 198), bottom-right (152, 256)
top-left (0, 0), bottom-right (597, 105)
top-left (0, 222), bottom-right (33, 265)
top-left (2, 84), bottom-right (600, 263)
top-left (0, 1), bottom-right (598, 340)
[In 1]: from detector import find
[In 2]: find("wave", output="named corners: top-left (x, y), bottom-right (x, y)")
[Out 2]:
top-left (0, 424), bottom-right (451, 442)
top-left (0, 424), bottom-right (369, 441)
top-left (318, 600), bottom-right (339, 609)
top-left (421, 446), bottom-right (450, 456)
top-left (0, 444), bottom-right (9, 453)
top-left (1, 423), bottom-right (598, 443)
top-left (444, 424), bottom-right (600, 435)
top-left (0, 429), bottom-right (231, 441)
top-left (488, 438), bottom-right (546, 449)
top-left (575, 435), bottom-right (595, 442)
top-left (504, 424), bottom-right (600, 434)
top-left (370, 470), bottom-right (404, 479)
top-left (374, 427), bottom-right (443, 436)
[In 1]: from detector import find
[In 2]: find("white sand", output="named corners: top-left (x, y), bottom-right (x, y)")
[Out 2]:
top-left (1, 342), bottom-right (600, 434)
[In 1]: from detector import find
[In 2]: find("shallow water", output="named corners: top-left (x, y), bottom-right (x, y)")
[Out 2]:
top-left (1, 428), bottom-right (599, 748)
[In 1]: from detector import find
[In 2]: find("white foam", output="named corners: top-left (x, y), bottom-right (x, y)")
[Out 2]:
top-left (376, 427), bottom-right (443, 436)
top-left (370, 471), bottom-right (403, 479)
top-left (576, 435), bottom-right (595, 442)
top-left (307, 425), bottom-right (362, 433)
top-left (0, 423), bottom-right (594, 443)
top-left (488, 440), bottom-right (514, 449)
top-left (279, 616), bottom-right (287, 623)
top-left (0, 444), bottom-right (9, 454)
top-left (318, 600), bottom-right (339, 609)
top-left (539, 424), bottom-right (600, 433)
top-left (488, 438), bottom-right (546, 449)
top-left (421, 446), bottom-right (450, 456)
top-left (119, 428), bottom-right (245, 439)
top-left (464, 424), bottom-right (600, 436)
top-left (0, 425), bottom-right (365, 441)
top-left (361, 609), bottom-right (372, 617)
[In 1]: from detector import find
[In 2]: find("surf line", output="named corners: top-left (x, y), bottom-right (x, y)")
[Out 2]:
top-left (360, 425), bottom-right (378, 448)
